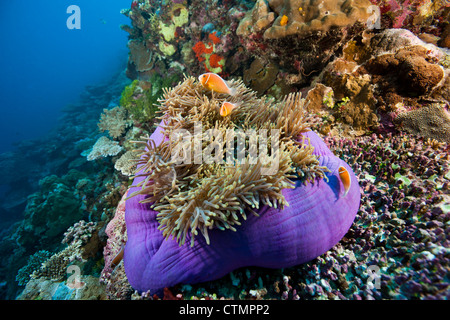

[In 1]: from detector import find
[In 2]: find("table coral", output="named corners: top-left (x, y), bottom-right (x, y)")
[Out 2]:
top-left (86, 136), bottom-right (123, 161)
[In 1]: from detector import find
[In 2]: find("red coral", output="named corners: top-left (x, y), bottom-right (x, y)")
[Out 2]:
top-left (193, 41), bottom-right (213, 62)
top-left (208, 31), bottom-right (221, 45)
top-left (209, 53), bottom-right (224, 69)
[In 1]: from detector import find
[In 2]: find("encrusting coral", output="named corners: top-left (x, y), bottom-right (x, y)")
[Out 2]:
top-left (395, 103), bottom-right (450, 143)
top-left (128, 76), bottom-right (330, 247)
top-left (237, 0), bottom-right (372, 39)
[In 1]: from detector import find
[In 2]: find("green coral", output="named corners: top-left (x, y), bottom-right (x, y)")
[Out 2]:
top-left (120, 74), bottom-right (180, 124)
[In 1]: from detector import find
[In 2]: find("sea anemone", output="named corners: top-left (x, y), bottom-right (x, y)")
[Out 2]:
top-left (128, 76), bottom-right (330, 246)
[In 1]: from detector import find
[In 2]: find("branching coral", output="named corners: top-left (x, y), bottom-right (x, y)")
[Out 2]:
top-left (127, 76), bottom-right (330, 246)
top-left (62, 220), bottom-right (97, 246)
top-left (16, 251), bottom-right (53, 286)
top-left (98, 106), bottom-right (131, 139)
top-left (31, 243), bottom-right (82, 282)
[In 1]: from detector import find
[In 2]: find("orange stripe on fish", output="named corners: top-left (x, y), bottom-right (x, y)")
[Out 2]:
top-left (220, 101), bottom-right (237, 117)
top-left (338, 166), bottom-right (351, 197)
top-left (198, 73), bottom-right (236, 95)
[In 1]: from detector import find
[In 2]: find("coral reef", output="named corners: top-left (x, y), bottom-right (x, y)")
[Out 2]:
top-left (100, 191), bottom-right (133, 300)
top-left (2, 0), bottom-right (449, 303)
top-left (86, 136), bottom-right (123, 161)
top-left (306, 28), bottom-right (450, 138)
top-left (370, 0), bottom-right (450, 45)
top-left (118, 131), bottom-right (447, 301)
top-left (97, 106), bottom-right (131, 140)
top-left (121, 0), bottom-right (251, 81)
top-left (15, 173), bottom-right (87, 251)
top-left (0, 71), bottom-right (130, 299)
top-left (114, 151), bottom-right (138, 177)
top-left (15, 251), bottom-right (52, 287)
top-left (237, 0), bottom-right (372, 39)
top-left (31, 243), bottom-right (82, 282)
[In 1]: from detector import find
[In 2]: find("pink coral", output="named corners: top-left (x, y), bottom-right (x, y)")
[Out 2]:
top-left (101, 190), bottom-right (128, 279)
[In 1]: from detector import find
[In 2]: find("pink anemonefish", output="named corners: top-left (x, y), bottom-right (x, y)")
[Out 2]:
top-left (338, 166), bottom-right (351, 197)
top-left (220, 101), bottom-right (238, 117)
top-left (198, 73), bottom-right (236, 95)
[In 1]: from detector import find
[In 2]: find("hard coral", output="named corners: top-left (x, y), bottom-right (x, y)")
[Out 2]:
top-left (86, 136), bottom-right (123, 161)
top-left (98, 106), bottom-right (131, 140)
top-left (395, 103), bottom-right (450, 143)
top-left (237, 0), bottom-right (372, 39)
top-left (114, 150), bottom-right (138, 177)
top-left (16, 251), bottom-right (52, 286)
top-left (243, 57), bottom-right (279, 96)
top-left (310, 28), bottom-right (449, 136)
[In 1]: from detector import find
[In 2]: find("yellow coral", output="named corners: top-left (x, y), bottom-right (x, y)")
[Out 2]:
top-left (280, 15), bottom-right (288, 26)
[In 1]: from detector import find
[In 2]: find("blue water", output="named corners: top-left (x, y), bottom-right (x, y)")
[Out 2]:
top-left (0, 0), bottom-right (130, 154)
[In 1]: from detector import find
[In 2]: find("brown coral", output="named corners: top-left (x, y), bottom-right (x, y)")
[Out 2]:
top-left (98, 106), bottom-right (131, 139)
top-left (128, 76), bottom-right (329, 246)
top-left (395, 104), bottom-right (450, 143)
top-left (128, 40), bottom-right (154, 72)
top-left (32, 243), bottom-right (82, 282)
top-left (243, 57), bottom-right (279, 96)
top-left (237, 0), bottom-right (372, 39)
top-left (114, 150), bottom-right (139, 176)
